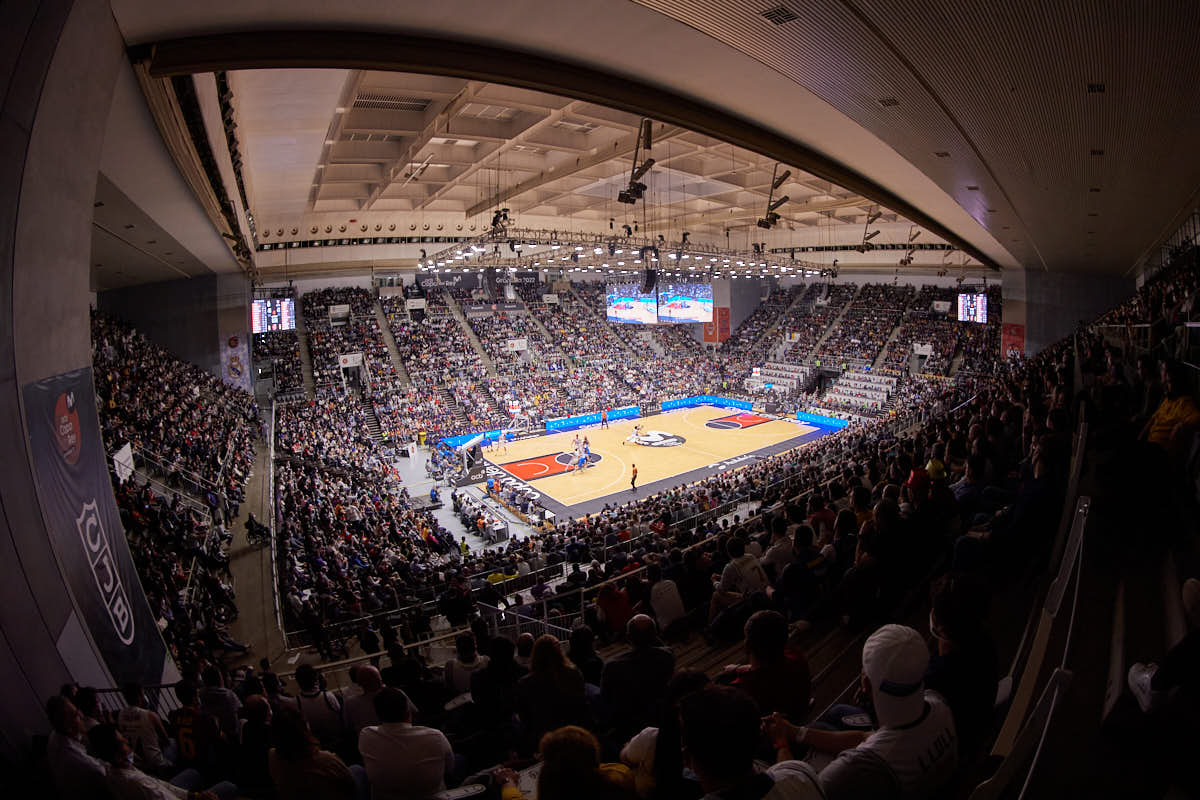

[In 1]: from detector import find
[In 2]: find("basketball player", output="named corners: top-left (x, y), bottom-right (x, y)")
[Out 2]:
top-left (577, 451), bottom-right (588, 473)
top-left (631, 464), bottom-right (638, 493)
top-left (601, 408), bottom-right (609, 429)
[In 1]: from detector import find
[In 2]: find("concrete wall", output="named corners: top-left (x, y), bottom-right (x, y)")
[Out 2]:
top-left (0, 0), bottom-right (130, 759)
top-left (1024, 269), bottom-right (1134, 353)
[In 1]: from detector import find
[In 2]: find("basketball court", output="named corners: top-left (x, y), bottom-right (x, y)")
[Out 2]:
top-left (482, 405), bottom-right (838, 518)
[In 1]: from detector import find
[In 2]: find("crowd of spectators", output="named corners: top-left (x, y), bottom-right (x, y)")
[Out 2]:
top-left (816, 283), bottom-right (914, 366)
top-left (253, 331), bottom-right (303, 393)
top-left (467, 312), bottom-right (565, 375)
top-left (92, 313), bottom-right (257, 512)
top-left (783, 283), bottom-right (858, 363)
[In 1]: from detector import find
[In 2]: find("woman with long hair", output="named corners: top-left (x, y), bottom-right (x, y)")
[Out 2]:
top-left (619, 669), bottom-right (709, 799)
top-left (515, 635), bottom-right (590, 755)
top-left (268, 705), bottom-right (358, 800)
top-left (496, 725), bottom-right (635, 800)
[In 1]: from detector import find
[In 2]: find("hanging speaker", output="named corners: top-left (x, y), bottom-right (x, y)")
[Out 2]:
top-left (640, 268), bottom-right (658, 294)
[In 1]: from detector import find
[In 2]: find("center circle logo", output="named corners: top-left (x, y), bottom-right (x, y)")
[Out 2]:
top-left (638, 430), bottom-right (686, 447)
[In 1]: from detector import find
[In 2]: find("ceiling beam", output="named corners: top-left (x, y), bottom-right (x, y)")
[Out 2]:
top-left (641, 195), bottom-right (867, 230)
top-left (465, 120), bottom-right (686, 217)
top-left (359, 82), bottom-right (478, 210)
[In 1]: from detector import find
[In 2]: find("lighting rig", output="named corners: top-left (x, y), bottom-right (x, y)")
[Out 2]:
top-left (617, 119), bottom-right (655, 205)
top-left (757, 164), bottom-right (791, 229)
top-left (418, 227), bottom-right (834, 279)
top-left (854, 208), bottom-right (882, 253)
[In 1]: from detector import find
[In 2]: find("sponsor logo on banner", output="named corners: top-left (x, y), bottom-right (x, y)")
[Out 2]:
top-left (77, 500), bottom-right (135, 644)
top-left (483, 464), bottom-right (541, 500)
top-left (55, 390), bottom-right (82, 465)
top-left (23, 367), bottom-right (171, 684)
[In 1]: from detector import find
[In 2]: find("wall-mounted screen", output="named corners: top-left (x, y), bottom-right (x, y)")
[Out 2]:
top-left (252, 298), bottom-right (296, 333)
top-left (657, 282), bottom-right (714, 323)
top-left (605, 283), bottom-right (658, 324)
top-left (957, 293), bottom-right (988, 324)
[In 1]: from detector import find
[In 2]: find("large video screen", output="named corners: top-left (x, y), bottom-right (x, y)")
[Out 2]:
top-left (657, 282), bottom-right (714, 323)
top-left (957, 293), bottom-right (988, 324)
top-left (252, 298), bottom-right (296, 333)
top-left (605, 283), bottom-right (658, 324)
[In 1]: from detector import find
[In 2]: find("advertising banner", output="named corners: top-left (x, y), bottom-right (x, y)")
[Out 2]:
top-left (23, 367), bottom-right (173, 684)
top-left (661, 394), bottom-right (753, 412)
top-left (545, 405), bottom-right (640, 432)
top-left (796, 410), bottom-right (851, 429)
top-left (717, 307), bottom-right (731, 341)
top-left (417, 273), bottom-right (480, 290)
top-left (220, 333), bottom-right (251, 393)
top-left (1001, 323), bottom-right (1026, 358)
top-left (405, 298), bottom-right (427, 310)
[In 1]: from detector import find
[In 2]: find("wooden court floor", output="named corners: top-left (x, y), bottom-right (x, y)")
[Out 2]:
top-left (485, 406), bottom-right (819, 508)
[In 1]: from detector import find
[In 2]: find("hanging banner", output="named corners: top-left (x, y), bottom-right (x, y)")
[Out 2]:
top-left (717, 307), bottom-right (731, 342)
top-left (328, 304), bottom-right (351, 319)
top-left (113, 443), bottom-right (134, 485)
top-left (220, 333), bottom-right (252, 393)
top-left (1001, 323), bottom-right (1026, 358)
top-left (932, 300), bottom-right (952, 314)
top-left (542, 293), bottom-right (560, 305)
top-left (913, 342), bottom-right (933, 357)
top-left (23, 367), bottom-right (174, 685)
top-left (338, 352), bottom-right (364, 368)
top-left (405, 298), bottom-right (427, 310)
top-left (505, 338), bottom-right (529, 353)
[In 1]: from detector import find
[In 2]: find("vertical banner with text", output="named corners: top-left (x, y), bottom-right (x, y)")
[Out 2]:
top-left (716, 307), bottom-right (731, 342)
top-left (23, 367), bottom-right (173, 685)
top-left (220, 333), bottom-right (252, 393)
top-left (1001, 323), bottom-right (1026, 358)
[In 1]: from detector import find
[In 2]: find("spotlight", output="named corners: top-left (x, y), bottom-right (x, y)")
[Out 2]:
top-left (864, 230), bottom-right (880, 241)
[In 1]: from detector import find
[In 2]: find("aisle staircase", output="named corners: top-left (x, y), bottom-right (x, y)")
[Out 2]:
top-left (360, 398), bottom-right (384, 444)
top-left (375, 300), bottom-right (411, 387)
top-left (445, 295), bottom-right (499, 377)
top-left (295, 302), bottom-right (316, 399)
top-left (437, 385), bottom-right (471, 427)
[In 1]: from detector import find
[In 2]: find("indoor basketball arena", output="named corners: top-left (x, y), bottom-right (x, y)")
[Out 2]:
top-left (4, 2), bottom-right (1200, 798)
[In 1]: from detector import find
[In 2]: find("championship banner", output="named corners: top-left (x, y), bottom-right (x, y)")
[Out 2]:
top-left (220, 333), bottom-right (251, 393)
top-left (1001, 323), bottom-right (1026, 358)
top-left (23, 367), bottom-right (174, 685)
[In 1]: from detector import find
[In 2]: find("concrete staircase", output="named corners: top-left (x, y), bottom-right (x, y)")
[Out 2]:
top-left (437, 385), bottom-right (471, 427)
top-left (445, 295), bottom-right (499, 377)
top-left (375, 300), bottom-right (411, 387)
top-left (359, 398), bottom-right (384, 444)
top-left (294, 302), bottom-right (316, 399)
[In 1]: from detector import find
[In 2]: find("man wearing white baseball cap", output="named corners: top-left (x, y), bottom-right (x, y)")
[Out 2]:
top-left (767, 624), bottom-right (958, 799)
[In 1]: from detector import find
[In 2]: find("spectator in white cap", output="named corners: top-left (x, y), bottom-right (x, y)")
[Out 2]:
top-left (765, 624), bottom-right (957, 800)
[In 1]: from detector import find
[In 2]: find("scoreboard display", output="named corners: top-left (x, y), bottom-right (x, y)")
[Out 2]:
top-left (957, 293), bottom-right (988, 324)
top-left (252, 298), bottom-right (296, 333)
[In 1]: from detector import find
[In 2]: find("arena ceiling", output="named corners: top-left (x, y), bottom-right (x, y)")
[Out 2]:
top-left (109, 0), bottom-right (1200, 278)
top-left (236, 70), bottom-right (894, 235)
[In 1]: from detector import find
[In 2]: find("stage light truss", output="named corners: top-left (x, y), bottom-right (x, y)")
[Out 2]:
top-left (417, 227), bottom-right (834, 278)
